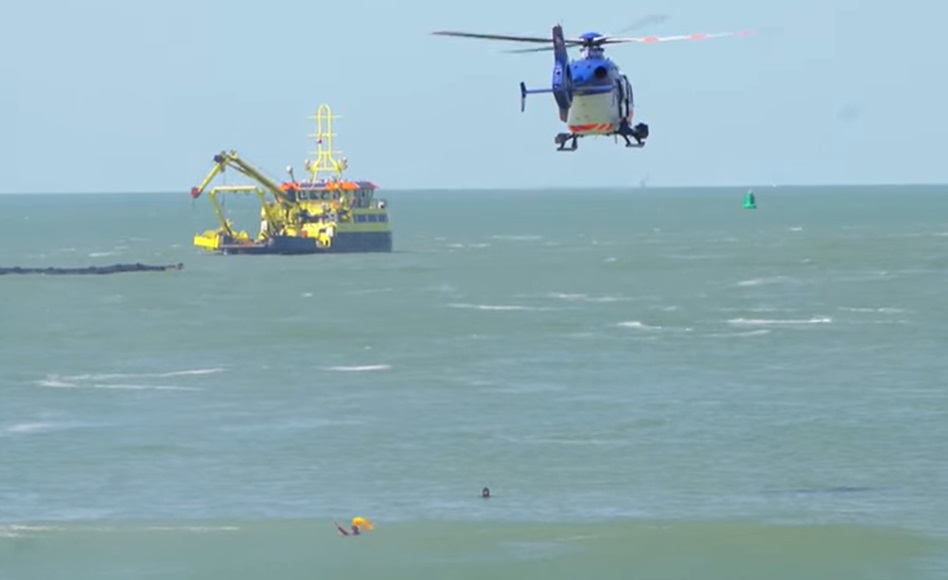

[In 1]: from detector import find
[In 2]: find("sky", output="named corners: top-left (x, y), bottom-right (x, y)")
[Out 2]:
top-left (1, 0), bottom-right (946, 193)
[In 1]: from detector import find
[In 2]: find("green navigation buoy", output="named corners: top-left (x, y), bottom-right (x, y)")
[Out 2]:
top-left (743, 189), bottom-right (757, 209)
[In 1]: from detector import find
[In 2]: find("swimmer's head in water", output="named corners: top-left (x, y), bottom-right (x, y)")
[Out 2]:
top-left (482, 487), bottom-right (490, 498)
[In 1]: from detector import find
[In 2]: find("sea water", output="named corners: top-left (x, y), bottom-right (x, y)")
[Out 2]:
top-left (1, 186), bottom-right (946, 579)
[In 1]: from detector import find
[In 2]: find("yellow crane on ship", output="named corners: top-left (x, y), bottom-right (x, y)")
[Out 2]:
top-left (189, 151), bottom-right (295, 248)
top-left (189, 104), bottom-right (392, 255)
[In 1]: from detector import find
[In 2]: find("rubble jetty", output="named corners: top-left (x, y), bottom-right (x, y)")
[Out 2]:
top-left (0, 263), bottom-right (184, 276)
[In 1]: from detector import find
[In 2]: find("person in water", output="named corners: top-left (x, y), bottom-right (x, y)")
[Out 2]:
top-left (334, 521), bottom-right (360, 536)
top-left (482, 487), bottom-right (490, 498)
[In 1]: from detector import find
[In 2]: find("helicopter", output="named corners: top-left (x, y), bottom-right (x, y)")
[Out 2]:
top-left (432, 24), bottom-right (751, 151)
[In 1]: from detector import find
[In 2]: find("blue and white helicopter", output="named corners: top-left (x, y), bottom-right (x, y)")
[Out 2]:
top-left (433, 23), bottom-right (751, 151)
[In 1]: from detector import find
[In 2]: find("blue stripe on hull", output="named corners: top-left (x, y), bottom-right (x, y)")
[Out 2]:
top-left (219, 232), bottom-right (392, 255)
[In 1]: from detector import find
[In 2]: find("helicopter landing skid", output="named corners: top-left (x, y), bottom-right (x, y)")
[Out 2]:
top-left (554, 133), bottom-right (579, 151)
top-left (616, 121), bottom-right (649, 148)
top-left (554, 122), bottom-right (650, 151)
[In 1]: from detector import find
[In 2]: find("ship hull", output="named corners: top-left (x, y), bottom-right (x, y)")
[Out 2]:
top-left (217, 231), bottom-right (392, 255)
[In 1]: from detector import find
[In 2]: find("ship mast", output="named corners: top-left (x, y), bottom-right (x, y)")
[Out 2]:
top-left (304, 104), bottom-right (348, 182)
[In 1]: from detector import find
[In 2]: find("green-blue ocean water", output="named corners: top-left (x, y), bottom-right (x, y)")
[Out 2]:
top-left (1, 186), bottom-right (946, 579)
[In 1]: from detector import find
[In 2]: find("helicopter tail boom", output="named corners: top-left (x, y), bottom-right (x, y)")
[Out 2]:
top-left (550, 24), bottom-right (573, 122)
top-left (517, 26), bottom-right (572, 122)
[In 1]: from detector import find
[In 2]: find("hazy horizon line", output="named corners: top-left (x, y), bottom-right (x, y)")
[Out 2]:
top-left (0, 182), bottom-right (946, 196)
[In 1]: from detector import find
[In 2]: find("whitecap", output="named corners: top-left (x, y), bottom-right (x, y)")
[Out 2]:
top-left (546, 292), bottom-right (624, 303)
top-left (143, 525), bottom-right (240, 533)
top-left (58, 368), bottom-right (223, 381)
top-left (707, 329), bottom-right (771, 338)
top-left (2, 420), bottom-right (97, 435)
top-left (838, 307), bottom-right (905, 314)
top-left (727, 317), bottom-right (832, 326)
top-left (86, 384), bottom-right (200, 391)
top-left (736, 276), bottom-right (795, 287)
top-left (448, 303), bottom-right (555, 312)
top-left (489, 234), bottom-right (543, 241)
top-left (325, 364), bottom-right (390, 372)
top-left (4, 422), bottom-right (59, 434)
top-left (616, 320), bottom-right (662, 330)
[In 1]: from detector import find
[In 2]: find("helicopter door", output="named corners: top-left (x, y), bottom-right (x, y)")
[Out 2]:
top-left (615, 78), bottom-right (626, 120)
top-left (623, 77), bottom-right (634, 120)
top-left (616, 76), bottom-right (633, 121)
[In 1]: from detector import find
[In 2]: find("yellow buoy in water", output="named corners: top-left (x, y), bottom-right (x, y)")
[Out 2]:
top-left (352, 516), bottom-right (374, 530)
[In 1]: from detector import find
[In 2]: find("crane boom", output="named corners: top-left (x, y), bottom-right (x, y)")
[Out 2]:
top-left (190, 150), bottom-right (295, 204)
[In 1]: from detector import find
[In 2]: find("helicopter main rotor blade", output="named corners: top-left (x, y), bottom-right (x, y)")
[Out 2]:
top-left (600, 30), bottom-right (753, 45)
top-left (503, 15), bottom-right (673, 54)
top-left (505, 47), bottom-right (556, 53)
top-left (434, 24), bottom-right (753, 53)
top-left (431, 30), bottom-right (554, 44)
top-left (505, 41), bottom-right (584, 54)
top-left (500, 14), bottom-right (672, 53)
